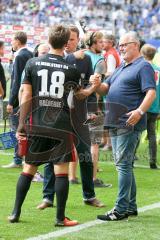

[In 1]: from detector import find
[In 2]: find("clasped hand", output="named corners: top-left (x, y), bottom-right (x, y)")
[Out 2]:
top-left (89, 73), bottom-right (101, 88)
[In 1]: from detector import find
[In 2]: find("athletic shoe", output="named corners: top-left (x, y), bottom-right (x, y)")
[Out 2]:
top-left (37, 201), bottom-right (53, 210)
top-left (32, 171), bottom-right (44, 182)
top-left (8, 214), bottom-right (20, 223)
top-left (55, 217), bottom-right (78, 227)
top-left (101, 144), bottom-right (112, 151)
top-left (94, 178), bottom-right (112, 188)
top-left (128, 209), bottom-right (138, 217)
top-left (97, 209), bottom-right (128, 221)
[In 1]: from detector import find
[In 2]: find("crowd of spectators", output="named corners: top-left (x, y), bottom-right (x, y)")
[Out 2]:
top-left (0, 0), bottom-right (160, 40)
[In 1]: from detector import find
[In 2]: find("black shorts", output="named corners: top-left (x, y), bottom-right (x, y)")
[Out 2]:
top-left (25, 132), bottom-right (77, 166)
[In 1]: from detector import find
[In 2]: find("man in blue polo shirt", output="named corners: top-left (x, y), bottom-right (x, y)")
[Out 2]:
top-left (90, 32), bottom-right (156, 221)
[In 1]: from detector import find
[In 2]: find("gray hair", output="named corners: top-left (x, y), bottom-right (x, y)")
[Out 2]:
top-left (120, 31), bottom-right (140, 46)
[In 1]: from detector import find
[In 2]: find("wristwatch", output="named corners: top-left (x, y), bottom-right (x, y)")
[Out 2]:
top-left (137, 108), bottom-right (144, 116)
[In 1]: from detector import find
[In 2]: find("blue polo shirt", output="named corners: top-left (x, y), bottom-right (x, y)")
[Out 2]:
top-left (104, 57), bottom-right (156, 131)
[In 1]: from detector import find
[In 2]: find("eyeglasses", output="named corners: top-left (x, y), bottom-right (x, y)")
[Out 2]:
top-left (118, 42), bottom-right (136, 48)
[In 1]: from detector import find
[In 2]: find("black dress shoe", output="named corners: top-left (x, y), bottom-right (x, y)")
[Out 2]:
top-left (84, 198), bottom-right (106, 207)
top-left (8, 214), bottom-right (20, 223)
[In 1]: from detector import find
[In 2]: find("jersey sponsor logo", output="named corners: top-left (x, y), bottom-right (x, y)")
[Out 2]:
top-left (36, 61), bottom-right (69, 69)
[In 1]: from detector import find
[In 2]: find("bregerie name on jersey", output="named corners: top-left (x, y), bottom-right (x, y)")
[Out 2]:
top-left (35, 61), bottom-right (69, 69)
top-left (39, 99), bottom-right (62, 108)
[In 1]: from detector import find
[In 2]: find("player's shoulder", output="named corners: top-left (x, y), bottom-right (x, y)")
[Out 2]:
top-left (84, 53), bottom-right (92, 62)
top-left (25, 56), bottom-right (38, 67)
top-left (26, 54), bottom-right (50, 66)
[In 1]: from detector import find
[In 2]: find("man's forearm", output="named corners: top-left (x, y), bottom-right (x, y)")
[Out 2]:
top-left (95, 83), bottom-right (109, 96)
top-left (82, 85), bottom-right (97, 97)
top-left (75, 85), bottom-right (97, 100)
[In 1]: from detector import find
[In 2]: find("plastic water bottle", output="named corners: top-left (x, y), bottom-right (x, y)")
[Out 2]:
top-left (0, 96), bottom-right (3, 120)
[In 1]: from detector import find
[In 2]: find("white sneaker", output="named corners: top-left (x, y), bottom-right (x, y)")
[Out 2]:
top-left (32, 172), bottom-right (44, 182)
top-left (101, 144), bottom-right (112, 151)
top-left (1, 163), bottom-right (23, 168)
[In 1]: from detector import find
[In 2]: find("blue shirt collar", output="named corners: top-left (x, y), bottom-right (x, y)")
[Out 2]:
top-left (122, 56), bottom-right (143, 68)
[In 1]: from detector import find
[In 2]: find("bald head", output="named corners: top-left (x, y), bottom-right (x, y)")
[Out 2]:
top-left (38, 44), bottom-right (50, 56)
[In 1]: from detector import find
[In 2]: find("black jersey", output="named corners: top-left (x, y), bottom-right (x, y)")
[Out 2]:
top-left (23, 53), bottom-right (80, 130)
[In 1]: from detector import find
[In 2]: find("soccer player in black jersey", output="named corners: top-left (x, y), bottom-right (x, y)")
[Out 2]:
top-left (37, 26), bottom-right (105, 211)
top-left (8, 24), bottom-right (97, 227)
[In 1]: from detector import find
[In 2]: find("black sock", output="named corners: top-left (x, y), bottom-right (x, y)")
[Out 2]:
top-left (12, 173), bottom-right (33, 216)
top-left (55, 174), bottom-right (69, 221)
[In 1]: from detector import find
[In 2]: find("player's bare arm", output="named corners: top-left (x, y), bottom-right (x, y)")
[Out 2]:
top-left (73, 49), bottom-right (87, 59)
top-left (89, 74), bottom-right (110, 95)
top-left (17, 83), bottom-right (32, 137)
top-left (75, 74), bottom-right (101, 100)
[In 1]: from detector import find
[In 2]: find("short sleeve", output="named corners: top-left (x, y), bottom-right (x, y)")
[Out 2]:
top-left (138, 64), bottom-right (156, 92)
top-left (104, 75), bottom-right (112, 85)
top-left (22, 59), bottom-right (32, 85)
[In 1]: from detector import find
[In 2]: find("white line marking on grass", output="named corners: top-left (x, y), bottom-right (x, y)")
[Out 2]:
top-left (138, 202), bottom-right (160, 213)
top-left (26, 220), bottom-right (104, 240)
top-left (26, 202), bottom-right (160, 240)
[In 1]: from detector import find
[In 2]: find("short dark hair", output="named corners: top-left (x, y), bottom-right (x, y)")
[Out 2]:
top-left (49, 25), bottom-right (70, 49)
top-left (14, 31), bottom-right (27, 45)
top-left (0, 41), bottom-right (4, 48)
top-left (69, 25), bottom-right (79, 38)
